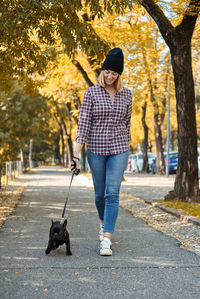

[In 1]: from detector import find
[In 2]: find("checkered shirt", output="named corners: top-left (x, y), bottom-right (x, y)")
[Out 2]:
top-left (75, 83), bottom-right (132, 156)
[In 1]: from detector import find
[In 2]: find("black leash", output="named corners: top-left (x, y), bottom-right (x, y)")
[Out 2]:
top-left (60, 171), bottom-right (76, 224)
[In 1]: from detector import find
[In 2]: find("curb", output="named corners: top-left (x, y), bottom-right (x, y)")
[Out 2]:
top-left (143, 199), bottom-right (200, 227)
top-left (81, 173), bottom-right (200, 227)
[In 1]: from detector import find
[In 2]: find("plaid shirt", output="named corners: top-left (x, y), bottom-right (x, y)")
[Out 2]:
top-left (75, 83), bottom-right (132, 155)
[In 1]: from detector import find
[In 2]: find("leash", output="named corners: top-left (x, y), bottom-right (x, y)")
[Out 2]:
top-left (60, 171), bottom-right (75, 224)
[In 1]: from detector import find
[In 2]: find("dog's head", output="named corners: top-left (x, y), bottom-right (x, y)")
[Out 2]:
top-left (50, 220), bottom-right (67, 242)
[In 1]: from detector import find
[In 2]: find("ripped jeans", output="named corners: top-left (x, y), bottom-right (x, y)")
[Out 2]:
top-left (87, 149), bottom-right (129, 233)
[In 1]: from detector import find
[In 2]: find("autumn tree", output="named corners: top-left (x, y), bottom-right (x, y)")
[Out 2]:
top-left (0, 82), bottom-right (52, 163)
top-left (0, 0), bottom-right (133, 78)
top-left (39, 53), bottom-right (91, 168)
top-left (127, 16), bottom-right (169, 174)
top-left (136, 0), bottom-right (200, 201)
top-left (1, 0), bottom-right (199, 200)
top-left (0, 0), bottom-right (130, 169)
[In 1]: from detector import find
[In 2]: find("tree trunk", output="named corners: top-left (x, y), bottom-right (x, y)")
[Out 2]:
top-left (55, 134), bottom-right (61, 165)
top-left (29, 139), bottom-right (33, 169)
top-left (61, 122), bottom-right (68, 167)
top-left (60, 128), bottom-right (65, 166)
top-left (20, 149), bottom-right (24, 170)
top-left (148, 84), bottom-right (165, 174)
top-left (171, 41), bottom-right (199, 201)
top-left (141, 48), bottom-right (166, 174)
top-left (171, 130), bottom-right (176, 151)
top-left (153, 110), bottom-right (165, 175)
top-left (61, 119), bottom-right (73, 169)
top-left (141, 101), bottom-right (149, 172)
top-left (66, 134), bottom-right (73, 168)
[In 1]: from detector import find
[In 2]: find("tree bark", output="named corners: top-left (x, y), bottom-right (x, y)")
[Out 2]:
top-left (72, 60), bottom-right (94, 87)
top-left (61, 120), bottom-right (73, 168)
top-left (55, 134), bottom-right (61, 165)
top-left (152, 102), bottom-right (165, 175)
top-left (141, 100), bottom-right (149, 172)
top-left (171, 39), bottom-right (198, 200)
top-left (171, 130), bottom-right (176, 151)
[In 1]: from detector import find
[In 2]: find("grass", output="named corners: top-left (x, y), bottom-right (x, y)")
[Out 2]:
top-left (157, 200), bottom-right (200, 219)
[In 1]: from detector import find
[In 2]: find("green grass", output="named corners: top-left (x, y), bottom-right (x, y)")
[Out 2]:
top-left (157, 200), bottom-right (200, 219)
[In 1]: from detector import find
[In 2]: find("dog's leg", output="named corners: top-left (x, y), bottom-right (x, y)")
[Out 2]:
top-left (45, 241), bottom-right (53, 254)
top-left (65, 235), bottom-right (72, 256)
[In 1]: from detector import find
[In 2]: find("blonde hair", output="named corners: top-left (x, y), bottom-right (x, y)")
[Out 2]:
top-left (98, 71), bottom-right (123, 92)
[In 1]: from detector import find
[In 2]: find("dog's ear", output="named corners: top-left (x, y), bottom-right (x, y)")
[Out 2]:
top-left (63, 219), bottom-right (67, 227)
top-left (51, 219), bottom-right (54, 225)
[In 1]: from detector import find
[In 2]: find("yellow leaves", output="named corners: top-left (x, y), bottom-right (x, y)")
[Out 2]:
top-left (39, 52), bottom-right (91, 103)
top-left (42, 289), bottom-right (48, 292)
top-left (0, 186), bottom-right (24, 227)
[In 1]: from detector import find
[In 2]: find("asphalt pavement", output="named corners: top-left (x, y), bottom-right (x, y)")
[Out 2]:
top-left (0, 166), bottom-right (200, 299)
top-left (121, 172), bottom-right (175, 202)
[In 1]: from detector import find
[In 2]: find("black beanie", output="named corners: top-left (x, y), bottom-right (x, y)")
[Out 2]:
top-left (102, 48), bottom-right (124, 75)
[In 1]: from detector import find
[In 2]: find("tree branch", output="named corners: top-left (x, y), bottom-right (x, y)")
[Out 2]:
top-left (179, 0), bottom-right (199, 40)
top-left (139, 0), bottom-right (174, 44)
top-left (72, 60), bottom-right (94, 87)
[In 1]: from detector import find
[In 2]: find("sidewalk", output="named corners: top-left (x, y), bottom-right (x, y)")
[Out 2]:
top-left (121, 172), bottom-right (175, 202)
top-left (80, 172), bottom-right (200, 255)
top-left (1, 166), bottom-right (200, 298)
top-left (79, 171), bottom-right (176, 203)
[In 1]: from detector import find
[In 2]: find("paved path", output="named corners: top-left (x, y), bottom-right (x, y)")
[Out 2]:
top-left (121, 172), bottom-right (175, 202)
top-left (1, 167), bottom-right (200, 298)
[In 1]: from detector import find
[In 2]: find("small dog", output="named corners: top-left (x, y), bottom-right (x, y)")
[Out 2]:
top-left (45, 219), bottom-right (72, 256)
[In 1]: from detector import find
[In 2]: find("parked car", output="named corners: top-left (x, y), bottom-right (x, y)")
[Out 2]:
top-left (127, 152), bottom-right (156, 173)
top-left (151, 151), bottom-right (178, 174)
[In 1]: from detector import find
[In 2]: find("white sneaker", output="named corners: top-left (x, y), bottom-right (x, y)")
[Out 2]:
top-left (99, 223), bottom-right (104, 241)
top-left (100, 237), bottom-right (112, 256)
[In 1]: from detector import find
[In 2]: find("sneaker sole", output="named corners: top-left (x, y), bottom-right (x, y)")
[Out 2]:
top-left (100, 248), bottom-right (112, 256)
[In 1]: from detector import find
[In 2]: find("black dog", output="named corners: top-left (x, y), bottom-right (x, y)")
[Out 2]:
top-left (45, 219), bottom-right (72, 256)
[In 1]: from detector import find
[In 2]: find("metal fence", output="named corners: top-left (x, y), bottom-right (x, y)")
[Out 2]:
top-left (0, 161), bottom-right (24, 188)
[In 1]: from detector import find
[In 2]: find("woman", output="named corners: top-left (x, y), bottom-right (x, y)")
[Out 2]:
top-left (72, 48), bottom-right (132, 256)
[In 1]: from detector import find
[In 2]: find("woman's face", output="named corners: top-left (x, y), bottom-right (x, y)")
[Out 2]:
top-left (103, 70), bottom-right (119, 86)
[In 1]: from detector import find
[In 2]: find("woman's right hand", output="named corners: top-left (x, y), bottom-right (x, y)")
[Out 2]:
top-left (71, 156), bottom-right (80, 175)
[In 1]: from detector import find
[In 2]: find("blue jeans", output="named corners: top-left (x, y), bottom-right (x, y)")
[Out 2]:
top-left (87, 149), bottom-right (129, 233)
